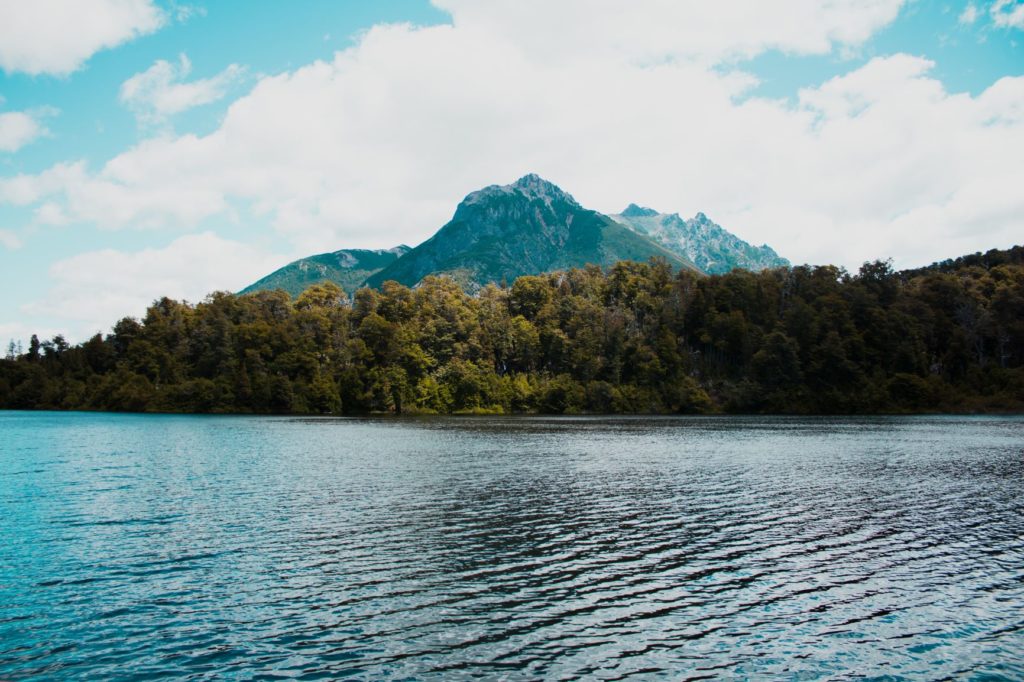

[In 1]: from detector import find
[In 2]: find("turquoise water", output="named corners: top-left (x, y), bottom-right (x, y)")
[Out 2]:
top-left (1, 412), bottom-right (1022, 679)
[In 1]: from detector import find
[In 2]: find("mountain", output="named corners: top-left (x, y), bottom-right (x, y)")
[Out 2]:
top-left (241, 246), bottom-right (409, 298)
top-left (242, 175), bottom-right (791, 296)
top-left (364, 174), bottom-right (699, 290)
top-left (610, 204), bottom-right (789, 274)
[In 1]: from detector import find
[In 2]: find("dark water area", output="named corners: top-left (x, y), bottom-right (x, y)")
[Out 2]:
top-left (1, 412), bottom-right (1022, 680)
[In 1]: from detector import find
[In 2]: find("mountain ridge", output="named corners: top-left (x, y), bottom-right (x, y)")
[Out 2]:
top-left (242, 175), bottom-right (789, 296)
top-left (240, 246), bottom-right (410, 298)
top-left (610, 205), bottom-right (789, 274)
top-left (364, 174), bottom-right (698, 290)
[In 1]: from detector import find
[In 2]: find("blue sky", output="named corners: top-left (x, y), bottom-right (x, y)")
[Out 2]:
top-left (0, 0), bottom-right (1022, 343)
top-left (743, 2), bottom-right (1021, 98)
top-left (0, 1), bottom-right (449, 296)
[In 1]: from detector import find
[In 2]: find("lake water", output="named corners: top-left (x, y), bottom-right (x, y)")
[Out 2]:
top-left (1, 412), bottom-right (1022, 680)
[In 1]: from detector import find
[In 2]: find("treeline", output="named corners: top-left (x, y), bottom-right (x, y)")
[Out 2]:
top-left (2, 246), bottom-right (1023, 415)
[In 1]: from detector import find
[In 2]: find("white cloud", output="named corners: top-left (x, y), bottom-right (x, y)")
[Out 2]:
top-left (0, 228), bottom-right (22, 249)
top-left (991, 0), bottom-right (1024, 28)
top-left (960, 3), bottom-right (980, 24)
top-left (19, 232), bottom-right (285, 341)
top-left (0, 110), bottom-right (46, 152)
top-left (33, 202), bottom-right (69, 226)
top-left (0, 322), bottom-right (61, 348)
top-left (0, 158), bottom-right (231, 228)
top-left (4, 0), bottom-right (1024, 344)
top-left (169, 2), bottom-right (205, 23)
top-left (120, 54), bottom-right (244, 126)
top-left (433, 0), bottom-right (905, 64)
top-left (0, 0), bottom-right (164, 76)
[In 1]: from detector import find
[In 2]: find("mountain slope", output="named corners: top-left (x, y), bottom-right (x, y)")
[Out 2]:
top-left (611, 204), bottom-right (788, 274)
top-left (241, 246), bottom-right (409, 297)
top-left (365, 175), bottom-right (699, 289)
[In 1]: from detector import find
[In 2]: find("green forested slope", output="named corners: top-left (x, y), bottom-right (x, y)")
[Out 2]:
top-left (3, 246), bottom-right (1022, 415)
top-left (241, 246), bottom-right (409, 298)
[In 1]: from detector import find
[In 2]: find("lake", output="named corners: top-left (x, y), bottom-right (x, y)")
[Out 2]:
top-left (1, 412), bottom-right (1022, 679)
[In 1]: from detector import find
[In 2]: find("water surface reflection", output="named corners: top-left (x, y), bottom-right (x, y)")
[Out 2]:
top-left (0, 413), bottom-right (1021, 679)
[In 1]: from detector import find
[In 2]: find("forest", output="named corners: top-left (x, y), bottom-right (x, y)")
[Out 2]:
top-left (2, 246), bottom-right (1023, 415)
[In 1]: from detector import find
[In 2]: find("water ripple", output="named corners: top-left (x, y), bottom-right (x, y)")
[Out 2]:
top-left (0, 412), bottom-right (1022, 679)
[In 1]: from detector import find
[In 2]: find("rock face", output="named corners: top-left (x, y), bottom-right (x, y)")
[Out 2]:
top-left (364, 174), bottom-right (698, 289)
top-left (241, 246), bottom-right (409, 298)
top-left (611, 204), bottom-right (789, 274)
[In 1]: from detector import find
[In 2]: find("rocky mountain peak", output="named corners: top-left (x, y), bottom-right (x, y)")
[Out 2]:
top-left (455, 173), bottom-right (579, 218)
top-left (511, 173), bottom-right (578, 206)
top-left (620, 203), bottom-right (659, 218)
top-left (610, 206), bottom-right (789, 275)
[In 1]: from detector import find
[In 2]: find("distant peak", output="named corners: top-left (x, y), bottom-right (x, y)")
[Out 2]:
top-left (513, 172), bottom-right (546, 187)
top-left (458, 174), bottom-right (579, 214)
top-left (511, 173), bottom-right (575, 203)
top-left (621, 203), bottom-right (659, 218)
top-left (694, 211), bottom-right (709, 222)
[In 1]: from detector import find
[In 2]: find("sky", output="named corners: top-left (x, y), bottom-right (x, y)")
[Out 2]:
top-left (0, 0), bottom-right (1022, 344)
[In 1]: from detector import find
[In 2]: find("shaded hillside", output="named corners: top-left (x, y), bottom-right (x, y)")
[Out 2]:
top-left (242, 246), bottom-right (409, 298)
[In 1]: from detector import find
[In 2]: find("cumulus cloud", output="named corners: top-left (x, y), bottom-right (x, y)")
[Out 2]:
top-left (0, 322), bottom-right (60, 348)
top-left (120, 54), bottom-right (244, 126)
top-left (0, 110), bottom-right (47, 152)
top-left (433, 0), bottom-right (905, 64)
top-left (991, 0), bottom-right (1024, 28)
top-left (0, 0), bottom-right (164, 76)
top-left (0, 228), bottom-right (22, 249)
top-left (20, 232), bottom-right (285, 340)
top-left (3, 0), bottom-right (1024, 345)
top-left (0, 158), bottom-right (231, 228)
top-left (959, 4), bottom-right (980, 24)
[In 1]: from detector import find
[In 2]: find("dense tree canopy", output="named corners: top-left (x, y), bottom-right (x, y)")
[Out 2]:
top-left (2, 246), bottom-right (1022, 415)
